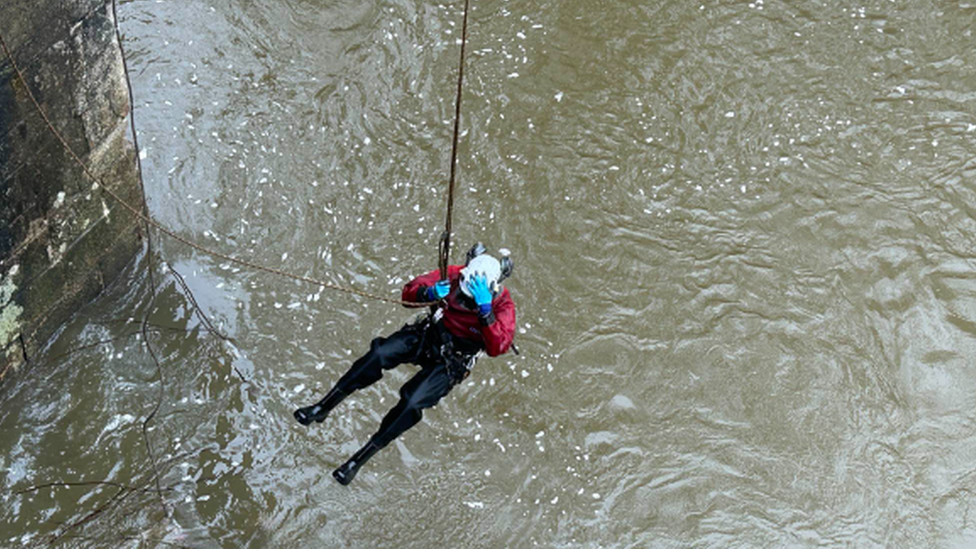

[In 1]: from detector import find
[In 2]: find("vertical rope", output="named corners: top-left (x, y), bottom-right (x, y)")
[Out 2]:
top-left (110, 0), bottom-right (169, 518)
top-left (440, 0), bottom-right (472, 279)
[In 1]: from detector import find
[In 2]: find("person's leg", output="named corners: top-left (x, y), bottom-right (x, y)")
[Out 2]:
top-left (332, 362), bottom-right (457, 485)
top-left (294, 323), bottom-right (424, 425)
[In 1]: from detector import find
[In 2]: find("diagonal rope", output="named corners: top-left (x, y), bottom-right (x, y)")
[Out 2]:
top-left (0, 32), bottom-right (432, 309)
top-left (439, 0), bottom-right (472, 280)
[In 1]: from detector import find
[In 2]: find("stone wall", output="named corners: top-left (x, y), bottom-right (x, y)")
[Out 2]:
top-left (1, 0), bottom-right (143, 375)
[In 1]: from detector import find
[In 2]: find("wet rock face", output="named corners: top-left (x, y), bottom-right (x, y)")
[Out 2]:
top-left (1, 0), bottom-right (142, 372)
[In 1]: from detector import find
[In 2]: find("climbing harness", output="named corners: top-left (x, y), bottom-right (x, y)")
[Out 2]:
top-left (408, 309), bottom-right (482, 383)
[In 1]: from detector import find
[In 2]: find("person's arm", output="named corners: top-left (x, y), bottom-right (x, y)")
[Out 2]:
top-left (479, 290), bottom-right (515, 357)
top-left (401, 265), bottom-right (461, 305)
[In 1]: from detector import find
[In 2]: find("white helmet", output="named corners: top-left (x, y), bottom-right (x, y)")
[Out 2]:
top-left (460, 254), bottom-right (502, 298)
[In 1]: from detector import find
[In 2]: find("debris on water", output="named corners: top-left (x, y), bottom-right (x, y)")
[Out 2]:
top-left (610, 394), bottom-right (636, 410)
top-left (294, 384), bottom-right (305, 394)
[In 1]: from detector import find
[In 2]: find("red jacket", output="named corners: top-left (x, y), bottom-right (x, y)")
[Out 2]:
top-left (401, 265), bottom-right (516, 357)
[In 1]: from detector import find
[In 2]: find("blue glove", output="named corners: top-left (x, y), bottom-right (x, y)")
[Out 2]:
top-left (467, 274), bottom-right (494, 316)
top-left (425, 279), bottom-right (451, 301)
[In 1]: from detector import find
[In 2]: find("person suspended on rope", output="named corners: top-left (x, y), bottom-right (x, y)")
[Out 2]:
top-left (293, 242), bottom-right (517, 485)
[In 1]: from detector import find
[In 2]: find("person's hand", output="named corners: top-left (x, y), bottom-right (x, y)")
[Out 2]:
top-left (426, 279), bottom-right (451, 301)
top-left (467, 274), bottom-right (493, 314)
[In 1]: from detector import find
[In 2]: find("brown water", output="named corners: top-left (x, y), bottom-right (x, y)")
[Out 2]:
top-left (4, 0), bottom-right (976, 546)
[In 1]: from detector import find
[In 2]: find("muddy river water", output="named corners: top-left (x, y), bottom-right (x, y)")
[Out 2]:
top-left (3, 0), bottom-right (976, 546)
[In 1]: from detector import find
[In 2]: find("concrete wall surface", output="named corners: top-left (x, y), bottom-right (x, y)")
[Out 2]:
top-left (1, 0), bottom-right (144, 375)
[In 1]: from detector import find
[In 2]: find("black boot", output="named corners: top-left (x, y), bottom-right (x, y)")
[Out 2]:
top-left (333, 441), bottom-right (381, 485)
top-left (294, 387), bottom-right (346, 426)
